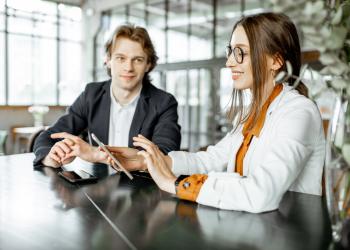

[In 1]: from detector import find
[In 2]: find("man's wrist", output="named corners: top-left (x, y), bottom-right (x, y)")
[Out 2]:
top-left (42, 155), bottom-right (61, 168)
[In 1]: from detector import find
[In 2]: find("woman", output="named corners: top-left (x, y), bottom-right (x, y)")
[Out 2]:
top-left (106, 12), bottom-right (325, 213)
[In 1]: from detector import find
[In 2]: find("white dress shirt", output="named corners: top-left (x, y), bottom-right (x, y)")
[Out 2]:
top-left (108, 85), bottom-right (141, 147)
top-left (169, 83), bottom-right (325, 213)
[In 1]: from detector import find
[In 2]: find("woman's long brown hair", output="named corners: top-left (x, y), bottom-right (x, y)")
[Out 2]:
top-left (228, 12), bottom-right (308, 131)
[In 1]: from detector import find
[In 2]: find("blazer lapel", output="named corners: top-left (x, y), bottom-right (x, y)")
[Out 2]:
top-left (128, 97), bottom-right (148, 147)
top-left (95, 82), bottom-right (111, 145)
top-left (128, 83), bottom-right (150, 147)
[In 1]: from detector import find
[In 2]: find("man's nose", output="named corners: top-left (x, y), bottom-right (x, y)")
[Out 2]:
top-left (124, 59), bottom-right (134, 71)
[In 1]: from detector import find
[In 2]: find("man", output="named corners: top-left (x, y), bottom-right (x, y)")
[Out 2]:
top-left (33, 24), bottom-right (181, 168)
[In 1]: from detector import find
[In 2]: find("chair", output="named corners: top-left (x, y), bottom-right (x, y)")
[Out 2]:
top-left (0, 130), bottom-right (8, 155)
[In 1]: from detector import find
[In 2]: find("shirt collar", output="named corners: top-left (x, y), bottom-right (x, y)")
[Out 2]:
top-left (110, 85), bottom-right (142, 110)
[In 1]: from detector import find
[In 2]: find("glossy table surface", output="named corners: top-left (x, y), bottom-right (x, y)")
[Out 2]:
top-left (0, 154), bottom-right (332, 250)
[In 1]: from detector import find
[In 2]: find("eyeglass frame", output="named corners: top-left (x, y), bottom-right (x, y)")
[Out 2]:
top-left (225, 46), bottom-right (248, 64)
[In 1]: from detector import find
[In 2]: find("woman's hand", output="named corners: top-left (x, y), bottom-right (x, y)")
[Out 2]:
top-left (51, 132), bottom-right (107, 163)
top-left (102, 146), bottom-right (146, 171)
top-left (133, 135), bottom-right (176, 194)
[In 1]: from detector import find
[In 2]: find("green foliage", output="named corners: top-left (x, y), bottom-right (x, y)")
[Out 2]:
top-left (271, 0), bottom-right (350, 96)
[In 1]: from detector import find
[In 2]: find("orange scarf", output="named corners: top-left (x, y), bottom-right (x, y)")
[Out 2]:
top-left (235, 84), bottom-right (283, 175)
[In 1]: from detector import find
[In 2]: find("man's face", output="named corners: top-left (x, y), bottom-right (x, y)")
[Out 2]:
top-left (106, 37), bottom-right (151, 92)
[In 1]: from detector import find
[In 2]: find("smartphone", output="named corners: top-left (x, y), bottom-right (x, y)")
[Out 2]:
top-left (58, 170), bottom-right (98, 184)
top-left (91, 133), bottom-right (133, 180)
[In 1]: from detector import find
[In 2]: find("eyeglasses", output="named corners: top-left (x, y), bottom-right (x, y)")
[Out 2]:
top-left (225, 46), bottom-right (248, 64)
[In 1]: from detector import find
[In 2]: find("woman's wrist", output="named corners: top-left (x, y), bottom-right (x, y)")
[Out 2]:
top-left (164, 155), bottom-right (173, 170)
top-left (161, 176), bottom-right (177, 194)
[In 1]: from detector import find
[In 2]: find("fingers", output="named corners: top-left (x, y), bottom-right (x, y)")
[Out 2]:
top-left (56, 139), bottom-right (74, 154)
top-left (133, 135), bottom-right (159, 155)
top-left (51, 132), bottom-right (78, 141)
top-left (137, 150), bottom-right (153, 168)
top-left (48, 151), bottom-right (61, 163)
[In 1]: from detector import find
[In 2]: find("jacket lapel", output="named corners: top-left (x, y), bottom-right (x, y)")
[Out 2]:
top-left (96, 82), bottom-right (111, 145)
top-left (128, 82), bottom-right (150, 147)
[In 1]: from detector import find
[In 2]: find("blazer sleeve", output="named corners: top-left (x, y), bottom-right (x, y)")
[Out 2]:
top-left (195, 105), bottom-right (321, 213)
top-left (151, 94), bottom-right (181, 154)
top-left (33, 89), bottom-right (89, 167)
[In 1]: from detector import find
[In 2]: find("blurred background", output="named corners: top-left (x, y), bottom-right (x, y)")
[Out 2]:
top-left (0, 0), bottom-right (338, 154)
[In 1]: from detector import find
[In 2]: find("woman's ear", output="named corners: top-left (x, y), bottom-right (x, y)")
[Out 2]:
top-left (272, 53), bottom-right (283, 71)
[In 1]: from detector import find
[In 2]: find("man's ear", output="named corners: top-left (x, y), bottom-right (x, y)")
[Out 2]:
top-left (105, 55), bottom-right (111, 68)
top-left (145, 63), bottom-right (151, 73)
top-left (272, 53), bottom-right (283, 71)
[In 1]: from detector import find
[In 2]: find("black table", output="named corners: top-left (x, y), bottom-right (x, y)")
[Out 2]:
top-left (0, 153), bottom-right (332, 250)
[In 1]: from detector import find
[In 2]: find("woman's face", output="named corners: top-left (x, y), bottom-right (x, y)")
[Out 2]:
top-left (226, 25), bottom-right (253, 90)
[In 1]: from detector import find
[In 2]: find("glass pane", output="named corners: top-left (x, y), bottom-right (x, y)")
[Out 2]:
top-left (32, 38), bottom-right (57, 105)
top-left (8, 34), bottom-right (32, 105)
top-left (33, 12), bottom-right (57, 38)
top-left (94, 15), bottom-right (111, 82)
top-left (0, 0), bottom-right (4, 30)
top-left (168, 0), bottom-right (189, 62)
top-left (0, 13), bottom-right (4, 31)
top-left (0, 32), bottom-right (4, 104)
top-left (198, 69), bottom-right (210, 145)
top-left (129, 2), bottom-right (146, 26)
top-left (59, 5), bottom-right (82, 42)
top-left (110, 6), bottom-right (127, 28)
top-left (148, 0), bottom-right (165, 63)
top-left (8, 11), bottom-right (33, 35)
top-left (149, 71), bottom-right (162, 89)
top-left (216, 0), bottom-right (241, 57)
top-left (59, 41), bottom-right (83, 105)
top-left (166, 70), bottom-right (188, 149)
top-left (189, 0), bottom-right (213, 60)
top-left (58, 4), bottom-right (81, 21)
top-left (7, 0), bottom-right (56, 14)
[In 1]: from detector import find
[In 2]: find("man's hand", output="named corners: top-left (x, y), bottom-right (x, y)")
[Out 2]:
top-left (50, 132), bottom-right (107, 163)
top-left (102, 146), bottom-right (146, 171)
top-left (42, 138), bottom-right (75, 168)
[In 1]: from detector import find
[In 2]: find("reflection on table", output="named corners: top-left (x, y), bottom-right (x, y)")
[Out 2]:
top-left (0, 153), bottom-right (332, 250)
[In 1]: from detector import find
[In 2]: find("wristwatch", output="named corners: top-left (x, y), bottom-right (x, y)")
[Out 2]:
top-left (174, 175), bottom-right (189, 194)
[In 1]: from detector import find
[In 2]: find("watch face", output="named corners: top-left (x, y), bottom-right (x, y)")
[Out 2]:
top-left (175, 175), bottom-right (189, 186)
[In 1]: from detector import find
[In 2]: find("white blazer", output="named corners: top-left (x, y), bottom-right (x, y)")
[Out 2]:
top-left (169, 84), bottom-right (325, 213)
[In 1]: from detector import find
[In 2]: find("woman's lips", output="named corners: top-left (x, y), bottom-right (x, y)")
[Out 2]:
top-left (232, 71), bottom-right (243, 80)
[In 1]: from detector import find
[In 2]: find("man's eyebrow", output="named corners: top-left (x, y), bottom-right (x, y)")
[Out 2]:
top-left (112, 53), bottom-right (146, 59)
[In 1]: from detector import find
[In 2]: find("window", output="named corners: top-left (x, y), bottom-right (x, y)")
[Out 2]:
top-left (59, 4), bottom-right (82, 42)
top-left (2, 0), bottom-right (83, 106)
top-left (129, 2), bottom-right (146, 27)
top-left (8, 34), bottom-right (33, 105)
top-left (59, 41), bottom-right (83, 105)
top-left (167, 0), bottom-right (189, 62)
top-left (0, 0), bottom-right (4, 31)
top-left (0, 32), bottom-right (4, 105)
top-left (189, 0), bottom-right (213, 60)
top-left (148, 0), bottom-right (166, 63)
top-left (8, 35), bottom-right (56, 105)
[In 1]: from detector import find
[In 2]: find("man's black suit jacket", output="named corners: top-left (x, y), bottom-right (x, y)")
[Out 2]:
top-left (33, 79), bottom-right (181, 166)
